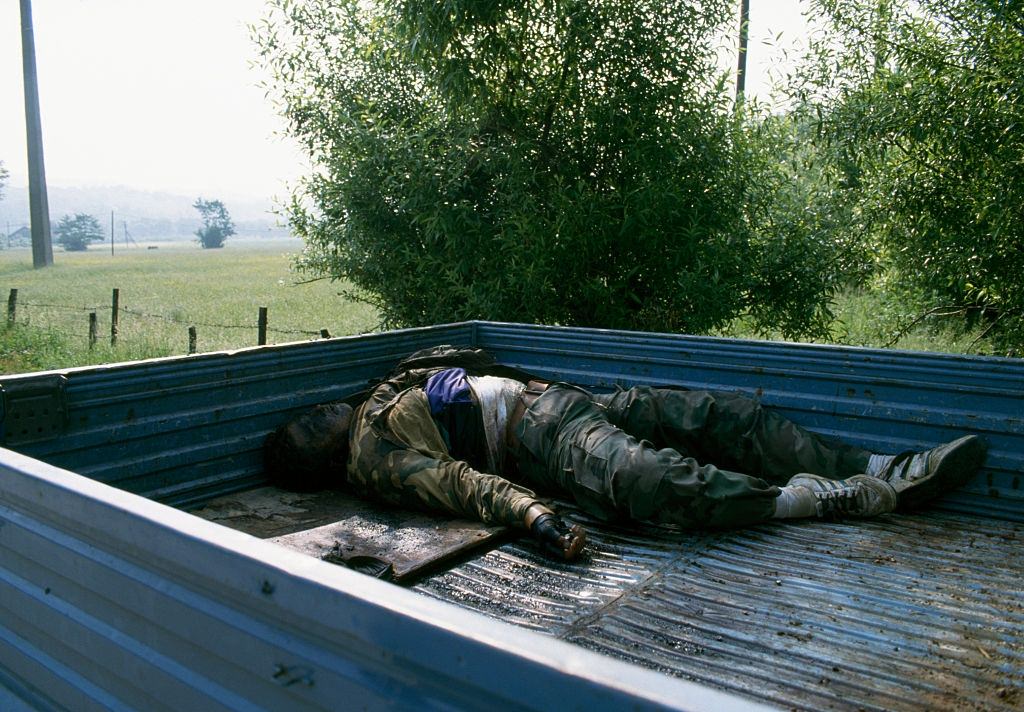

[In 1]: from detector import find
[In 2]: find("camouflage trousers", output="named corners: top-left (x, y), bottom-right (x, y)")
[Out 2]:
top-left (347, 387), bottom-right (538, 527)
top-left (512, 384), bottom-right (871, 529)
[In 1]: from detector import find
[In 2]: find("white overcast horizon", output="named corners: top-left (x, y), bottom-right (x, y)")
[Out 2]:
top-left (1, 0), bottom-right (810, 204)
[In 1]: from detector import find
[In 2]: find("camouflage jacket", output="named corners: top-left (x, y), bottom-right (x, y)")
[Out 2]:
top-left (346, 346), bottom-right (540, 527)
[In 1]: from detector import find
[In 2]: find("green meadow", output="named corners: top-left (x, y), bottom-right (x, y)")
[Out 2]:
top-left (0, 238), bottom-right (378, 374)
top-left (0, 237), bottom-right (1000, 375)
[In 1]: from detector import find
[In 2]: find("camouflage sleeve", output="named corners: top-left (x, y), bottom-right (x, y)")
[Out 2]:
top-left (348, 386), bottom-right (538, 527)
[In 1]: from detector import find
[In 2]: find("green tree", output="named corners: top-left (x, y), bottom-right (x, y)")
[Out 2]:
top-left (0, 160), bottom-right (8, 202)
top-left (193, 197), bottom-right (235, 249)
top-left (255, 0), bottom-right (839, 337)
top-left (54, 213), bottom-right (104, 252)
top-left (741, 112), bottom-right (868, 339)
top-left (792, 0), bottom-right (1024, 351)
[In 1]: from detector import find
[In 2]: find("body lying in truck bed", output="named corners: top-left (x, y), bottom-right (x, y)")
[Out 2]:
top-left (1, 322), bottom-right (1021, 711)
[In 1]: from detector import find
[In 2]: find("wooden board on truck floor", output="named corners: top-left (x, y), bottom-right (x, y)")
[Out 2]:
top-left (189, 486), bottom-right (510, 582)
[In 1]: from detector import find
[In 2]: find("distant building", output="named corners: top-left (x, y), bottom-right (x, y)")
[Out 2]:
top-left (4, 227), bottom-right (31, 248)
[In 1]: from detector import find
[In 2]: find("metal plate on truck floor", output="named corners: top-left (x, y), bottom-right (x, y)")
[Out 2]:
top-left (190, 486), bottom-right (509, 582)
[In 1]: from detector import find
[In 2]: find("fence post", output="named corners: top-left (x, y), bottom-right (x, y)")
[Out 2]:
top-left (188, 326), bottom-right (197, 355)
top-left (110, 288), bottom-right (120, 346)
top-left (7, 289), bottom-right (17, 326)
top-left (257, 307), bottom-right (268, 346)
top-left (320, 329), bottom-right (331, 339)
top-left (88, 311), bottom-right (97, 349)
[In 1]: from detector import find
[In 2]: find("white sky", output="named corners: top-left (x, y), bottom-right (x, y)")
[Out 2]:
top-left (0, 0), bottom-right (811, 202)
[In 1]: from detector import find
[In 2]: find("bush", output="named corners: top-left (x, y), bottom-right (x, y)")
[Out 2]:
top-left (792, 0), bottom-right (1024, 352)
top-left (194, 198), bottom-right (235, 249)
top-left (257, 0), bottom-right (841, 338)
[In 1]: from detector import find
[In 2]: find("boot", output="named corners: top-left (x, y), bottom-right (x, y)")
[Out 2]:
top-left (865, 435), bottom-right (986, 510)
top-left (783, 474), bottom-right (898, 519)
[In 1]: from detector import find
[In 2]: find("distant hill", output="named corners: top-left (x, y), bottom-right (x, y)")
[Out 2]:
top-left (0, 184), bottom-right (290, 240)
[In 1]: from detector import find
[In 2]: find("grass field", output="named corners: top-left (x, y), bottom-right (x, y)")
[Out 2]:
top-left (716, 289), bottom-right (999, 357)
top-left (0, 237), bottom-right (1003, 375)
top-left (0, 238), bottom-right (378, 374)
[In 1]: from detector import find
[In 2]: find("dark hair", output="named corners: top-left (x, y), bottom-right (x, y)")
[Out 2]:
top-left (263, 402), bottom-right (353, 491)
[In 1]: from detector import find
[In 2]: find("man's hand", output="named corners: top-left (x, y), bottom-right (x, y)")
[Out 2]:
top-left (530, 513), bottom-right (586, 561)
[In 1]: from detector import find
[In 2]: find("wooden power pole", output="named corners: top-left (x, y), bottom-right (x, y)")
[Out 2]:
top-left (20, 0), bottom-right (54, 268)
top-left (736, 0), bottom-right (750, 101)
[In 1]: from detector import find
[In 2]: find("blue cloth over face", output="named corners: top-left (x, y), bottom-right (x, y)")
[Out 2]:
top-left (423, 367), bottom-right (488, 470)
top-left (424, 367), bottom-right (473, 416)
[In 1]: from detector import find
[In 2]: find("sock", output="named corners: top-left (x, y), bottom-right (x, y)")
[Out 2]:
top-left (771, 485), bottom-right (819, 519)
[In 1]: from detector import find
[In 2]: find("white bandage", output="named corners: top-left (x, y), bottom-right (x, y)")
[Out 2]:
top-left (467, 375), bottom-right (526, 473)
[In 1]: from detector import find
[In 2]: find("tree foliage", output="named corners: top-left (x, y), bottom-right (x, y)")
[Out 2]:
top-left (193, 198), bottom-right (236, 249)
top-left (54, 213), bottom-right (104, 252)
top-left (793, 0), bottom-right (1024, 350)
top-left (256, 0), bottom-right (840, 336)
top-left (0, 160), bottom-right (8, 202)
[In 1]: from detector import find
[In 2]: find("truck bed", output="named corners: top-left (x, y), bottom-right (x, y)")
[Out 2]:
top-left (1, 322), bottom-right (1021, 711)
top-left (190, 483), bottom-right (1023, 711)
top-left (417, 508), bottom-right (1023, 711)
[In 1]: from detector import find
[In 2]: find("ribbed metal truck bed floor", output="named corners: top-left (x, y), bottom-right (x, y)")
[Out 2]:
top-left (414, 508), bottom-right (1024, 711)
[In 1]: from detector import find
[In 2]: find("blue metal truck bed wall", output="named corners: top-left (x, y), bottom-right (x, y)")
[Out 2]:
top-left (0, 322), bottom-right (1021, 711)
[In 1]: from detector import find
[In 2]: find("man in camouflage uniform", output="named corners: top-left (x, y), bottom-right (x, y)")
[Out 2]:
top-left (346, 347), bottom-right (541, 529)
top-left (273, 345), bottom-right (986, 561)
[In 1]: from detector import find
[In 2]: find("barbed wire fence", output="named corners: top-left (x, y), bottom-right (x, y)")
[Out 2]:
top-left (4, 287), bottom-right (335, 355)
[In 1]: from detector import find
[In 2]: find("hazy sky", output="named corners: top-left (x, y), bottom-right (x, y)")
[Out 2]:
top-left (0, 0), bottom-right (810, 202)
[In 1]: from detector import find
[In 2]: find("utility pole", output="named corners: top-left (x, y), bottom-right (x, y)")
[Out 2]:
top-left (874, 0), bottom-right (891, 76)
top-left (736, 0), bottom-right (750, 102)
top-left (123, 220), bottom-right (137, 247)
top-left (111, 210), bottom-right (115, 256)
top-left (20, 0), bottom-right (54, 268)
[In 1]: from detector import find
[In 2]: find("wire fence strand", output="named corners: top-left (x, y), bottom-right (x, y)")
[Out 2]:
top-left (19, 301), bottom-right (104, 312)
top-left (10, 293), bottom-right (328, 345)
top-left (119, 307), bottom-right (321, 335)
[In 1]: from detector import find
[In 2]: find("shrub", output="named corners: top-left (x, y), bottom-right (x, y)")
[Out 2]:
top-left (257, 0), bottom-right (840, 337)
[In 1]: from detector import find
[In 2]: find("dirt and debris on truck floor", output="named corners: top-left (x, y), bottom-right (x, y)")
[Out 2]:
top-left (414, 507), bottom-right (1024, 712)
top-left (195, 485), bottom-right (1024, 711)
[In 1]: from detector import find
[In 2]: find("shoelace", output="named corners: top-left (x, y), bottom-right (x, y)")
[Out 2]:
top-left (813, 481), bottom-right (860, 517)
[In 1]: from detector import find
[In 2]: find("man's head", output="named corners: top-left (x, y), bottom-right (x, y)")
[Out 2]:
top-left (263, 402), bottom-right (353, 491)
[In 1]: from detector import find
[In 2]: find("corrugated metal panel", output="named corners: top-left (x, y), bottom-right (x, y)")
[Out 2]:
top-left (4, 320), bottom-right (1018, 516)
top-left (474, 323), bottom-right (1024, 520)
top-left (416, 506), bottom-right (1024, 711)
top-left (0, 450), bottom-right (766, 712)
top-left (0, 324), bottom-right (475, 507)
top-left (0, 321), bottom-right (1021, 710)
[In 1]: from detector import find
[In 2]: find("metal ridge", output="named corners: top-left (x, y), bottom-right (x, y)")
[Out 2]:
top-left (416, 508), bottom-right (1024, 711)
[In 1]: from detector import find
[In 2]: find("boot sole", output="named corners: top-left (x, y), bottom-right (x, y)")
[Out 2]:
top-left (896, 435), bottom-right (986, 511)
